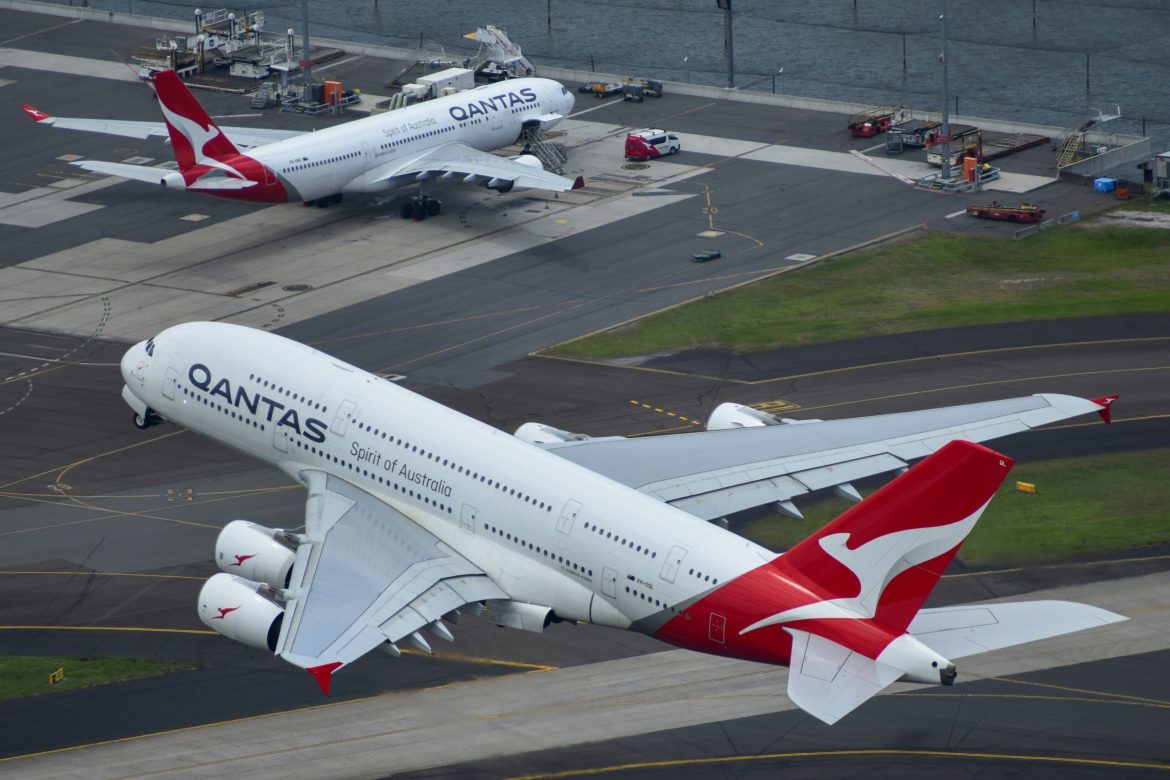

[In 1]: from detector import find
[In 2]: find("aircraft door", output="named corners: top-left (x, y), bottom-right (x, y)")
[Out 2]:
top-left (162, 367), bottom-right (179, 400)
top-left (273, 424), bottom-right (289, 453)
top-left (601, 566), bottom-right (617, 599)
top-left (460, 503), bottom-right (478, 534)
top-left (556, 500), bottom-right (582, 534)
top-left (660, 544), bottom-right (689, 583)
top-left (708, 612), bottom-right (727, 644)
top-left (330, 400), bottom-right (357, 436)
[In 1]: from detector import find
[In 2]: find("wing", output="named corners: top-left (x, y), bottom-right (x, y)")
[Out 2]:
top-left (544, 393), bottom-right (1107, 520)
top-left (367, 140), bottom-right (583, 192)
top-left (22, 105), bottom-right (302, 149)
top-left (276, 470), bottom-right (506, 691)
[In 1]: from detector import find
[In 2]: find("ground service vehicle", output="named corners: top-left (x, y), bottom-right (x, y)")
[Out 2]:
top-left (625, 128), bottom-right (680, 161)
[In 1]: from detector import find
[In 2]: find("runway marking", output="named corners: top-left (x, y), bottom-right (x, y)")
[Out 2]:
top-left (0, 429), bottom-right (188, 491)
top-left (946, 208), bottom-right (967, 218)
top-left (0, 17), bottom-right (80, 47)
top-left (977, 675), bottom-right (1170, 708)
top-left (567, 98), bottom-right (625, 119)
top-left (943, 552), bottom-right (1170, 580)
top-left (505, 749), bottom-right (1170, 779)
top-left (629, 400), bottom-right (702, 426)
top-left (0, 625), bottom-right (215, 635)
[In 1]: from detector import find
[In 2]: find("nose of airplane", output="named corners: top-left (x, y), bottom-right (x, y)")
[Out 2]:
top-left (121, 340), bottom-right (149, 388)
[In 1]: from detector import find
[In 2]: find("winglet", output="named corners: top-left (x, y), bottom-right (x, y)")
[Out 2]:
top-left (572, 175), bottom-right (585, 190)
top-left (22, 105), bottom-right (52, 123)
top-left (1091, 395), bottom-right (1118, 424)
top-left (306, 661), bottom-right (343, 695)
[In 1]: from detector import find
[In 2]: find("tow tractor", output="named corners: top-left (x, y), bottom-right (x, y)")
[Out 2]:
top-left (965, 202), bottom-right (1046, 223)
top-left (848, 106), bottom-right (898, 137)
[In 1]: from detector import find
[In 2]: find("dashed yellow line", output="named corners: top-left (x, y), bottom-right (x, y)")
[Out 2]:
top-left (629, 400), bottom-right (702, 426)
top-left (0, 570), bottom-right (204, 581)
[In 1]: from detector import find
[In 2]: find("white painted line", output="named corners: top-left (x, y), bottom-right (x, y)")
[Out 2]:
top-left (861, 143), bottom-right (886, 153)
top-left (945, 209), bottom-right (967, 219)
top-left (569, 98), bottom-right (624, 119)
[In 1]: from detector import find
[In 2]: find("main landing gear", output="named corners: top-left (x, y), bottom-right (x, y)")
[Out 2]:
top-left (400, 195), bottom-right (441, 220)
top-left (133, 408), bottom-right (163, 430)
top-left (303, 193), bottom-right (344, 208)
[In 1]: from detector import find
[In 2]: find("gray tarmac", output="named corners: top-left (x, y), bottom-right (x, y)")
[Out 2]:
top-left (1, 5), bottom-right (1168, 777)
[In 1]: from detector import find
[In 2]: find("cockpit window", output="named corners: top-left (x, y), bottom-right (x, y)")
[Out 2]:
top-left (145, 337), bottom-right (155, 357)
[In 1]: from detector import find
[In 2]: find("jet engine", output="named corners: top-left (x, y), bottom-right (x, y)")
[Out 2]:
top-left (707, 402), bottom-right (823, 430)
top-left (484, 599), bottom-right (553, 633)
top-left (160, 171), bottom-right (187, 190)
top-left (215, 520), bottom-right (296, 589)
top-left (197, 573), bottom-right (284, 652)
top-left (485, 154), bottom-right (546, 193)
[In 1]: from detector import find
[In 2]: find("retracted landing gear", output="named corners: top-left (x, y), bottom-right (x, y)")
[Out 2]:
top-left (400, 195), bottom-right (442, 220)
top-left (133, 408), bottom-right (163, 430)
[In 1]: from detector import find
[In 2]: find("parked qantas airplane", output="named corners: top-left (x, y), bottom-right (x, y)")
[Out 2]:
top-left (24, 70), bottom-right (583, 217)
top-left (121, 323), bottom-right (1123, 724)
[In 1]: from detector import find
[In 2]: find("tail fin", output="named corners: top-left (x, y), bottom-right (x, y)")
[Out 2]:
top-left (151, 70), bottom-right (240, 171)
top-left (777, 440), bottom-right (1013, 634)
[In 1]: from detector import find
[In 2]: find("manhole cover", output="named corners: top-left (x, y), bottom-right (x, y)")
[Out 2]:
top-left (622, 163), bottom-right (650, 170)
top-left (282, 284), bottom-right (312, 292)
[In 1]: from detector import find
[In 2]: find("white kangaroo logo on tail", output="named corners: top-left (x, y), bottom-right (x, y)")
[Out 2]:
top-left (740, 504), bottom-right (987, 635)
top-left (158, 101), bottom-right (245, 180)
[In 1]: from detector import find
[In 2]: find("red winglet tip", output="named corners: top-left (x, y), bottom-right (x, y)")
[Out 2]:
top-left (1091, 395), bottom-right (1119, 425)
top-left (306, 662), bottom-right (343, 695)
top-left (572, 175), bottom-right (585, 190)
top-left (22, 105), bottom-right (51, 122)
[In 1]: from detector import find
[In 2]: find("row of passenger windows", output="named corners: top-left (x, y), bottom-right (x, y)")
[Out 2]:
top-left (352, 419), bottom-right (553, 512)
top-left (378, 124), bottom-right (455, 151)
top-left (281, 150), bottom-right (361, 173)
top-left (184, 386), bottom-right (264, 429)
top-left (625, 584), bottom-right (685, 615)
top-left (485, 523), bottom-right (592, 578)
top-left (689, 568), bottom-right (719, 585)
top-left (582, 521), bottom-right (657, 559)
top-left (249, 373), bottom-right (327, 413)
top-left (312, 440), bottom-right (454, 516)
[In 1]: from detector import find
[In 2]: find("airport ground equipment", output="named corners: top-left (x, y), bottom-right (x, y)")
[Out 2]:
top-left (965, 202), bottom-right (1046, 223)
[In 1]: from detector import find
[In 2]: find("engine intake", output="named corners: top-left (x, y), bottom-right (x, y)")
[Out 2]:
top-left (215, 520), bottom-right (296, 589)
top-left (197, 573), bottom-right (284, 652)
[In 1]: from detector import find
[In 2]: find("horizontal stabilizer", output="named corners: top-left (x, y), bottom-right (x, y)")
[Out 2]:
top-left (786, 628), bottom-right (902, 725)
top-left (909, 600), bottom-right (1126, 660)
top-left (71, 160), bottom-right (172, 185)
top-left (187, 177), bottom-right (258, 191)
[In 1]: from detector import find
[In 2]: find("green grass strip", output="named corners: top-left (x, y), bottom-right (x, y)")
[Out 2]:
top-left (0, 656), bottom-right (196, 701)
top-left (552, 224), bottom-right (1170, 359)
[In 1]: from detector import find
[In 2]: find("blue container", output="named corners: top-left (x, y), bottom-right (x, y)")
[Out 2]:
top-left (1094, 177), bottom-right (1116, 193)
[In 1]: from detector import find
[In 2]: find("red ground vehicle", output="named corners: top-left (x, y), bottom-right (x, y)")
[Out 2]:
top-left (965, 202), bottom-right (1046, 223)
top-left (625, 128), bottom-right (681, 161)
top-left (848, 107), bottom-right (897, 137)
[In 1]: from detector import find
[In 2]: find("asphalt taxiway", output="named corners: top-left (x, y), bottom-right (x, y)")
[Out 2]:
top-left (1, 5), bottom-right (1169, 777)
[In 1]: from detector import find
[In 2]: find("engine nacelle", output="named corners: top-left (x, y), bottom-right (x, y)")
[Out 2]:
top-left (484, 599), bottom-right (553, 633)
top-left (511, 154), bottom-right (545, 171)
top-left (514, 422), bottom-right (593, 445)
top-left (161, 171), bottom-right (187, 190)
top-left (215, 520), bottom-right (296, 589)
top-left (707, 402), bottom-right (824, 430)
top-left (707, 402), bottom-right (779, 430)
top-left (197, 573), bottom-right (284, 652)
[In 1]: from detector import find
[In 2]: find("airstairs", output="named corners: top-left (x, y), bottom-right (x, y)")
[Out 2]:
top-left (520, 126), bottom-right (567, 175)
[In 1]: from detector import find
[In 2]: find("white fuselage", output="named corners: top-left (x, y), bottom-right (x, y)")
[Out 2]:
top-left (120, 323), bottom-right (772, 632)
top-left (253, 78), bottom-right (573, 203)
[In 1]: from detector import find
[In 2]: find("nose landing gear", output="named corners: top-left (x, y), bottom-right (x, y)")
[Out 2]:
top-left (133, 408), bottom-right (163, 430)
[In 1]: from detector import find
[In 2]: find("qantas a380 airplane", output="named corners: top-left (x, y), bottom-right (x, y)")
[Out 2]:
top-left (121, 323), bottom-right (1124, 724)
top-left (24, 69), bottom-right (582, 216)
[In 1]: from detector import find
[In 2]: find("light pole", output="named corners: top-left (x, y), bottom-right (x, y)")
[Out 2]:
top-left (683, 54), bottom-right (690, 84)
top-left (939, 1), bottom-right (951, 180)
top-left (717, 0), bottom-right (734, 88)
top-left (772, 66), bottom-right (783, 94)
